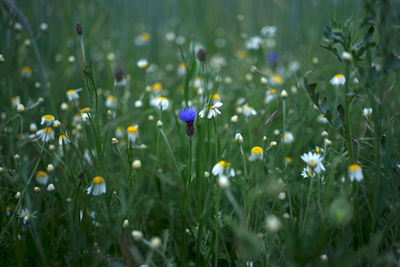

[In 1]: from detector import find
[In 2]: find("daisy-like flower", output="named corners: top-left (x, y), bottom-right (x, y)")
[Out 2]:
top-left (177, 62), bottom-right (186, 76)
top-left (301, 167), bottom-right (313, 178)
top-left (265, 89), bottom-right (277, 103)
top-left (73, 114), bottom-right (82, 124)
top-left (21, 66), bottom-right (32, 78)
top-left (114, 66), bottom-right (127, 87)
top-left (87, 176), bottom-right (106, 196)
top-left (363, 108), bottom-right (372, 118)
top-left (212, 160), bottom-right (235, 177)
top-left (301, 152), bottom-right (325, 174)
top-left (317, 114), bottom-right (329, 124)
top-left (246, 36), bottom-right (263, 50)
top-left (330, 74), bottom-right (345, 86)
top-left (135, 32), bottom-right (151, 46)
top-left (348, 164), bottom-right (363, 182)
top-left (19, 208), bottom-right (37, 224)
top-left (106, 95), bottom-right (117, 109)
top-left (58, 134), bottom-right (70, 146)
top-left (199, 102), bottom-right (223, 119)
top-left (284, 157), bottom-right (292, 164)
top-left (193, 77), bottom-right (202, 90)
top-left (150, 97), bottom-right (170, 110)
top-left (41, 114), bottom-right (55, 126)
top-left (66, 88), bottom-right (82, 101)
top-left (12, 96), bottom-right (21, 108)
top-left (36, 171), bottom-right (49, 185)
top-left (271, 74), bottom-right (283, 85)
top-left (80, 107), bottom-right (91, 121)
top-left (152, 83), bottom-right (163, 92)
top-left (115, 126), bottom-right (123, 138)
top-left (243, 105), bottom-right (257, 117)
top-left (137, 58), bottom-right (148, 69)
top-left (283, 132), bottom-right (294, 143)
top-left (127, 125), bottom-right (139, 143)
top-left (36, 127), bottom-right (55, 142)
top-left (6, 206), bottom-right (12, 216)
top-left (251, 146), bottom-right (263, 160)
top-left (261, 25), bottom-right (277, 37)
top-left (179, 107), bottom-right (197, 137)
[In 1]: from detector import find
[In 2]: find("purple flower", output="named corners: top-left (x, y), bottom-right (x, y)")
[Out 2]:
top-left (179, 107), bottom-right (197, 137)
top-left (179, 107), bottom-right (197, 123)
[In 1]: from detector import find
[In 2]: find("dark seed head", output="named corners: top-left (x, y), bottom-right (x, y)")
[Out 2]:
top-left (114, 65), bottom-right (125, 82)
top-left (186, 121), bottom-right (195, 137)
top-left (196, 48), bottom-right (207, 62)
top-left (75, 22), bottom-right (83, 35)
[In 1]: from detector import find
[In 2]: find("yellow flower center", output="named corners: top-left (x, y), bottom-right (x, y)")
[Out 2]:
top-left (152, 83), bottom-right (162, 91)
top-left (43, 115), bottom-right (54, 121)
top-left (43, 127), bottom-right (53, 133)
top-left (81, 107), bottom-right (90, 113)
top-left (309, 160), bottom-right (316, 168)
top-left (92, 176), bottom-right (105, 185)
top-left (272, 74), bottom-right (283, 84)
top-left (59, 135), bottom-right (67, 140)
top-left (127, 126), bottom-right (138, 133)
top-left (348, 164), bottom-right (361, 171)
top-left (218, 161), bottom-right (231, 168)
top-left (75, 114), bottom-right (82, 120)
top-left (12, 97), bottom-right (20, 103)
top-left (140, 33), bottom-right (150, 41)
top-left (22, 66), bottom-right (31, 73)
top-left (245, 106), bottom-right (254, 110)
top-left (179, 62), bottom-right (186, 69)
top-left (235, 50), bottom-right (246, 59)
top-left (307, 171), bottom-right (312, 176)
top-left (66, 89), bottom-right (76, 95)
top-left (334, 74), bottom-right (344, 79)
top-left (158, 97), bottom-right (168, 101)
top-left (23, 213), bottom-right (30, 218)
top-left (211, 94), bottom-right (220, 100)
top-left (107, 95), bottom-right (116, 101)
top-left (284, 157), bottom-right (292, 163)
top-left (315, 147), bottom-right (320, 153)
top-left (284, 134), bottom-right (290, 140)
top-left (36, 171), bottom-right (47, 178)
top-left (116, 127), bottom-right (122, 133)
top-left (268, 89), bottom-right (277, 94)
top-left (251, 146), bottom-right (263, 155)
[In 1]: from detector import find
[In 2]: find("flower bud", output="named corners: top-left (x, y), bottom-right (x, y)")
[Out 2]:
top-left (131, 230), bottom-right (143, 240)
top-left (132, 160), bottom-right (142, 170)
top-left (122, 219), bottom-right (129, 228)
top-left (75, 22), bottom-right (83, 35)
top-left (17, 104), bottom-right (25, 113)
top-left (150, 237), bottom-right (162, 250)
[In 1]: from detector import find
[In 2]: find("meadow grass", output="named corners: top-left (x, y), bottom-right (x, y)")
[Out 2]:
top-left (0, 0), bottom-right (400, 266)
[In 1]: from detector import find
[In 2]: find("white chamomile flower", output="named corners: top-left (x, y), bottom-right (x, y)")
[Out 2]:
top-left (265, 89), bottom-right (277, 104)
top-left (87, 176), bottom-right (106, 196)
top-left (127, 125), bottom-right (139, 143)
top-left (283, 131), bottom-right (294, 143)
top-left (36, 171), bottom-right (49, 185)
top-left (41, 114), bottom-right (55, 126)
top-left (151, 97), bottom-right (170, 110)
top-left (212, 160), bottom-right (235, 177)
top-left (301, 152), bottom-right (325, 174)
top-left (58, 134), bottom-right (70, 146)
top-left (137, 58), bottom-right (148, 69)
top-left (12, 96), bottom-right (21, 107)
top-left (19, 208), bottom-right (37, 224)
top-left (210, 93), bottom-right (221, 103)
top-left (243, 105), bottom-right (257, 117)
top-left (199, 102), bottom-right (223, 119)
top-left (80, 107), bottom-right (91, 121)
top-left (348, 164), bottom-right (363, 182)
top-left (330, 74), bottom-right (345, 86)
top-left (301, 167), bottom-right (313, 178)
top-left (106, 95), bottom-right (117, 109)
top-left (317, 114), bottom-right (329, 124)
top-left (36, 127), bottom-right (55, 142)
top-left (66, 88), bottom-right (82, 101)
top-left (251, 146), bottom-right (263, 160)
top-left (363, 108), bottom-right (372, 118)
top-left (177, 62), bottom-right (186, 76)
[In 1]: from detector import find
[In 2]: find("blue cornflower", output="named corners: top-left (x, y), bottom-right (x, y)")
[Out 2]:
top-left (179, 107), bottom-right (197, 136)
top-left (267, 52), bottom-right (279, 64)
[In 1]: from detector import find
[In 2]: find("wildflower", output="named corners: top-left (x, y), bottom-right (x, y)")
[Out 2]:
top-left (114, 65), bottom-right (127, 87)
top-left (156, 120), bottom-right (163, 128)
top-left (235, 49), bottom-right (246, 59)
top-left (177, 62), bottom-right (186, 76)
top-left (179, 107), bottom-right (197, 137)
top-left (283, 132), bottom-right (294, 143)
top-left (165, 32), bottom-right (176, 41)
top-left (151, 97), bottom-right (170, 110)
top-left (122, 219), bottom-right (129, 228)
top-left (243, 105), bottom-right (257, 117)
top-left (280, 90), bottom-right (288, 98)
top-left (46, 164), bottom-right (54, 172)
top-left (317, 114), bottom-right (329, 124)
top-left (131, 230), bottom-right (143, 240)
top-left (330, 74), bottom-right (345, 86)
top-left (265, 215), bottom-right (282, 233)
top-left (137, 58), bottom-right (148, 69)
top-left (301, 152), bottom-right (325, 174)
top-left (363, 108), bottom-right (372, 118)
top-left (342, 51), bottom-right (353, 62)
top-left (150, 237), bottom-right (161, 250)
top-left (152, 82), bottom-right (163, 92)
top-left (271, 74), bottom-right (283, 85)
top-left (19, 208), bottom-right (37, 224)
top-left (197, 48), bottom-right (207, 62)
top-left (36, 127), bottom-right (55, 142)
top-left (75, 22), bottom-right (83, 35)
top-left (212, 160), bottom-right (235, 177)
top-left (17, 104), bottom-right (25, 113)
top-left (6, 206), bottom-right (12, 216)
top-left (210, 93), bottom-right (221, 103)
top-left (132, 160), bottom-right (142, 170)
top-left (106, 95), bottom-right (117, 109)
top-left (265, 89), bottom-right (277, 103)
top-left (12, 96), bottom-right (20, 107)
top-left (251, 146), bottom-right (263, 160)
top-left (246, 36), bottom-right (262, 50)
top-left (267, 52), bottom-right (279, 64)
top-left (66, 88), bottom-right (81, 101)
top-left (348, 164), bottom-right (363, 182)
top-left (235, 133), bottom-right (243, 143)
top-left (115, 126), bottom-right (123, 138)
top-left (73, 114), bottom-right (82, 124)
top-left (21, 66), bottom-right (32, 78)
top-left (134, 100), bottom-right (143, 108)
top-left (34, 186), bottom-right (40, 193)
top-left (47, 184), bottom-right (55, 192)
top-left (261, 25), bottom-right (277, 37)
top-left (30, 123), bottom-right (37, 132)
top-left (218, 175), bottom-right (230, 188)
top-left (87, 176), bottom-right (106, 196)
top-left (199, 102), bottom-right (223, 119)
top-left (193, 77), bottom-right (202, 89)
top-left (41, 114), bottom-right (55, 126)
top-left (111, 138), bottom-right (118, 144)
top-left (80, 107), bottom-right (91, 121)
top-left (61, 102), bottom-right (68, 110)
top-left (36, 171), bottom-right (49, 185)
top-left (15, 192), bottom-right (21, 199)
top-left (270, 141), bottom-right (277, 147)
top-left (127, 125), bottom-right (139, 143)
top-left (231, 115), bottom-right (238, 123)
top-left (135, 32), bottom-right (151, 46)
top-left (284, 157), bottom-right (292, 164)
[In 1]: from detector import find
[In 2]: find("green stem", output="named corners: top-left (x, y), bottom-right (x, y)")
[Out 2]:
top-left (344, 64), bottom-right (354, 163)
top-left (301, 177), bottom-right (314, 232)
